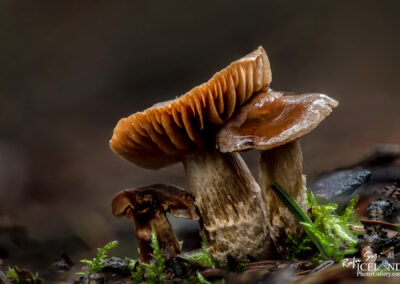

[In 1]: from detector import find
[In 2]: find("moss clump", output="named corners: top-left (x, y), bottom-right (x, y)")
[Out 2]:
top-left (140, 230), bottom-right (166, 283)
top-left (270, 182), bottom-right (359, 261)
top-left (6, 266), bottom-right (40, 284)
top-left (6, 267), bottom-right (19, 282)
top-left (76, 240), bottom-right (118, 276)
top-left (185, 242), bottom-right (216, 268)
top-left (300, 192), bottom-right (359, 260)
top-left (78, 231), bottom-right (216, 283)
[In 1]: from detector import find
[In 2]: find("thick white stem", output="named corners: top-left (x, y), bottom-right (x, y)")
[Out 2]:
top-left (259, 139), bottom-right (307, 258)
top-left (184, 149), bottom-right (274, 263)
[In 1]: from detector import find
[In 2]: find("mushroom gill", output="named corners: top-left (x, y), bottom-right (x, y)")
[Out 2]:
top-left (110, 46), bottom-right (271, 169)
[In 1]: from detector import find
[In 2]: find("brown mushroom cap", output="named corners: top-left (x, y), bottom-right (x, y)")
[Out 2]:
top-left (110, 46), bottom-right (271, 169)
top-left (111, 184), bottom-right (199, 220)
top-left (216, 88), bottom-right (338, 152)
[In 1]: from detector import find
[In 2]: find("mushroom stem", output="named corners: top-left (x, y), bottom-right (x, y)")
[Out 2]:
top-left (133, 211), bottom-right (181, 263)
top-left (183, 149), bottom-right (274, 263)
top-left (259, 139), bottom-right (307, 258)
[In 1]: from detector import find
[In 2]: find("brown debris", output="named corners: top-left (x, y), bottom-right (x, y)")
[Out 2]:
top-left (201, 261), bottom-right (305, 284)
top-left (53, 252), bottom-right (74, 271)
top-left (244, 259), bottom-right (313, 271)
top-left (357, 223), bottom-right (388, 252)
top-left (366, 198), bottom-right (395, 222)
top-left (360, 219), bottom-right (399, 229)
top-left (382, 183), bottom-right (400, 201)
top-left (293, 265), bottom-right (358, 284)
top-left (381, 246), bottom-right (395, 259)
top-left (6, 266), bottom-right (42, 284)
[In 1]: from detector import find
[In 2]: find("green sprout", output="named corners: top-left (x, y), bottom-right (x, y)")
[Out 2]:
top-left (76, 231), bottom-right (214, 283)
top-left (32, 273), bottom-right (40, 283)
top-left (270, 182), bottom-right (359, 261)
top-left (185, 242), bottom-right (216, 268)
top-left (6, 267), bottom-right (40, 284)
top-left (6, 267), bottom-right (19, 282)
top-left (127, 231), bottom-right (214, 283)
top-left (126, 260), bottom-right (144, 284)
top-left (128, 259), bottom-right (145, 283)
top-left (287, 234), bottom-right (313, 260)
top-left (140, 230), bottom-right (166, 284)
top-left (76, 240), bottom-right (118, 276)
top-left (126, 230), bottom-right (166, 284)
top-left (306, 190), bottom-right (358, 245)
top-left (195, 272), bottom-right (211, 284)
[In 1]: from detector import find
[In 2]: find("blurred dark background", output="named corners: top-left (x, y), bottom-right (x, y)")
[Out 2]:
top-left (0, 0), bottom-right (399, 271)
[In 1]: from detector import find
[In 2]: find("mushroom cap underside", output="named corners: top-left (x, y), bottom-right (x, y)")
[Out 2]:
top-left (111, 184), bottom-right (199, 220)
top-left (110, 46), bottom-right (271, 169)
top-left (217, 89), bottom-right (339, 152)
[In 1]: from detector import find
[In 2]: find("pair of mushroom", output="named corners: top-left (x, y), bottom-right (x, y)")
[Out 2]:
top-left (110, 46), bottom-right (338, 263)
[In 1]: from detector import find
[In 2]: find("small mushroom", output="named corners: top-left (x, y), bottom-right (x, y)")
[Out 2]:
top-left (110, 47), bottom-right (274, 263)
top-left (217, 88), bottom-right (338, 257)
top-left (111, 184), bottom-right (199, 262)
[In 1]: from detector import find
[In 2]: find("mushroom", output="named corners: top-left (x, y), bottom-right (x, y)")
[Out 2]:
top-left (111, 184), bottom-right (199, 262)
top-left (110, 47), bottom-right (275, 263)
top-left (217, 88), bottom-right (338, 257)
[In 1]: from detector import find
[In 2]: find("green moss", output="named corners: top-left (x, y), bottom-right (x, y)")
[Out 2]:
top-left (305, 191), bottom-right (359, 260)
top-left (185, 242), bottom-right (216, 268)
top-left (6, 267), bottom-right (40, 284)
top-left (288, 234), bottom-right (312, 260)
top-left (127, 260), bottom-right (145, 283)
top-left (6, 267), bottom-right (19, 282)
top-left (78, 232), bottom-right (215, 283)
top-left (237, 262), bottom-right (246, 272)
top-left (125, 230), bottom-right (166, 284)
top-left (271, 183), bottom-right (359, 261)
top-left (140, 230), bottom-right (166, 283)
top-left (76, 240), bottom-right (118, 276)
top-left (195, 272), bottom-right (211, 284)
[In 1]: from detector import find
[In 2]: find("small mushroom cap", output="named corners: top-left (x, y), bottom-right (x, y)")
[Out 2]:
top-left (111, 184), bottom-right (199, 220)
top-left (217, 89), bottom-right (338, 152)
top-left (110, 46), bottom-right (271, 169)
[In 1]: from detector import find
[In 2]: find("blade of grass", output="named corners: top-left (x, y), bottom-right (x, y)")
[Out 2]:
top-left (269, 182), bottom-right (330, 258)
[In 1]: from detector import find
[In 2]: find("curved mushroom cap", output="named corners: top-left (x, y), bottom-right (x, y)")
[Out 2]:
top-left (112, 184), bottom-right (199, 220)
top-left (110, 46), bottom-right (271, 169)
top-left (217, 89), bottom-right (338, 152)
